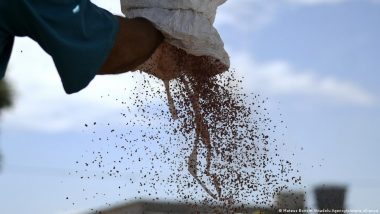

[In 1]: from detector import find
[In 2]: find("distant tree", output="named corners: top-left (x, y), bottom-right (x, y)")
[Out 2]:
top-left (0, 79), bottom-right (13, 172)
top-left (0, 80), bottom-right (12, 109)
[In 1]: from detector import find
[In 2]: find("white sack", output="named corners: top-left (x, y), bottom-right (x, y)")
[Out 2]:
top-left (120, 0), bottom-right (230, 70)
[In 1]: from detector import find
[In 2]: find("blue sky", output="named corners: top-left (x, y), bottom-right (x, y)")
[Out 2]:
top-left (1, 0), bottom-right (380, 213)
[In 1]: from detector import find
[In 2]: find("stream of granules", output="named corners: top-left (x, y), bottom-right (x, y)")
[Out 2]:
top-left (164, 70), bottom-right (302, 209)
top-left (73, 69), bottom-right (303, 212)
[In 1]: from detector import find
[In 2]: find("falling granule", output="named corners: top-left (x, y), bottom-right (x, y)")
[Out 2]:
top-left (164, 70), bottom-right (302, 209)
top-left (75, 68), bottom-right (302, 212)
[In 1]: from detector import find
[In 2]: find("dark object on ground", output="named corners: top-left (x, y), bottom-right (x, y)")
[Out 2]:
top-left (314, 185), bottom-right (347, 213)
top-left (88, 200), bottom-right (274, 214)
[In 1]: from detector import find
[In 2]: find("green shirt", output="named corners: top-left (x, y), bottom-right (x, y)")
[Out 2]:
top-left (0, 0), bottom-right (119, 94)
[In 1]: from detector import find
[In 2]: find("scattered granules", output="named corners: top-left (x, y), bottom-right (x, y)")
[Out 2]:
top-left (73, 67), bottom-right (303, 212)
top-left (164, 70), bottom-right (303, 210)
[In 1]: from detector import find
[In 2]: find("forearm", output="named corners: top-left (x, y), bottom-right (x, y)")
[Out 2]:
top-left (99, 16), bottom-right (164, 75)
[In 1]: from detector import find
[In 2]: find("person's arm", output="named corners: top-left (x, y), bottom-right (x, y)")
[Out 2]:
top-left (99, 16), bottom-right (164, 75)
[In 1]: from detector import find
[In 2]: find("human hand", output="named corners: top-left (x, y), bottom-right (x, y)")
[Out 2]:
top-left (99, 17), bottom-right (164, 75)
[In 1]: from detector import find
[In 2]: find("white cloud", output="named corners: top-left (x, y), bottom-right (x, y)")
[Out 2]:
top-left (2, 0), bottom-right (377, 134)
top-left (1, 0), bottom-right (168, 133)
top-left (216, 0), bottom-right (380, 33)
top-left (3, 37), bottom-right (164, 133)
top-left (91, 0), bottom-right (122, 14)
top-left (232, 52), bottom-right (376, 106)
top-left (216, 0), bottom-right (279, 32)
top-left (3, 40), bottom-right (375, 134)
top-left (216, 0), bottom-right (377, 106)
